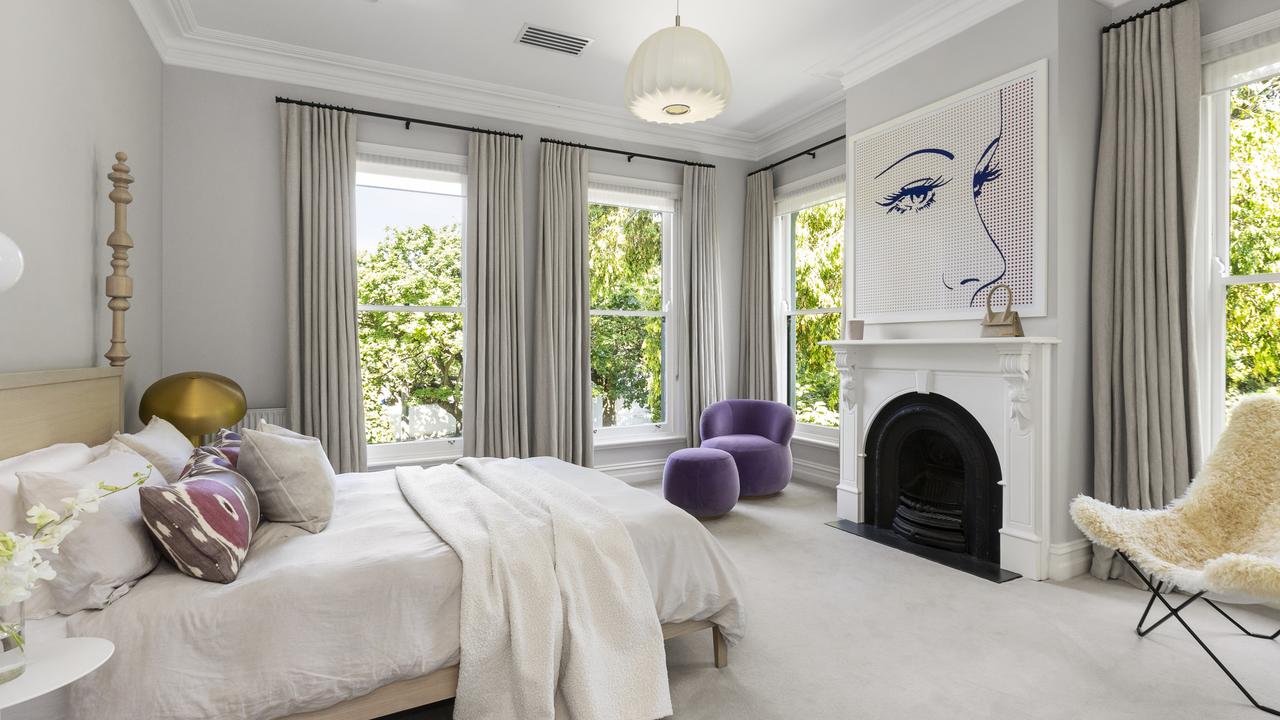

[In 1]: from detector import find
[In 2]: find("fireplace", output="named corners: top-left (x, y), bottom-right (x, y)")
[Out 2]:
top-left (822, 337), bottom-right (1063, 580)
top-left (863, 393), bottom-right (1001, 563)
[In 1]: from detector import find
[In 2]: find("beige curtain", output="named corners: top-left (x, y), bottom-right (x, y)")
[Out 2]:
top-left (463, 133), bottom-right (528, 458)
top-left (1089, 0), bottom-right (1202, 579)
top-left (279, 104), bottom-right (366, 473)
top-left (531, 142), bottom-right (593, 465)
top-left (738, 170), bottom-right (775, 400)
top-left (681, 165), bottom-right (726, 444)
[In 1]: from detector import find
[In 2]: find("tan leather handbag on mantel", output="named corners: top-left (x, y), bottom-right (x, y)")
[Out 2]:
top-left (980, 284), bottom-right (1024, 338)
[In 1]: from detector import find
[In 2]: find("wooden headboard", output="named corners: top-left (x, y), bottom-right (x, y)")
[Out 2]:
top-left (0, 152), bottom-right (134, 461)
top-left (0, 368), bottom-right (124, 460)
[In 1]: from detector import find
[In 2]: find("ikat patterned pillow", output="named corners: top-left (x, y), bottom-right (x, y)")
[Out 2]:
top-left (141, 447), bottom-right (260, 583)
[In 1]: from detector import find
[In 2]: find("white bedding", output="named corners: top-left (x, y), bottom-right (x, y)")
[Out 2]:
top-left (46, 458), bottom-right (744, 720)
top-left (399, 458), bottom-right (671, 720)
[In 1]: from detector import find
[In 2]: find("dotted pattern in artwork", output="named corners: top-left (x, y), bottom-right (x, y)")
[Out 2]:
top-left (854, 74), bottom-right (1038, 317)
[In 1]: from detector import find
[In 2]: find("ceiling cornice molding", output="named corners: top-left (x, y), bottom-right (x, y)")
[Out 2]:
top-left (751, 94), bottom-right (846, 161)
top-left (131, 0), bottom-right (807, 159)
top-left (813, 0), bottom-right (1028, 89)
top-left (125, 0), bottom-right (892, 161)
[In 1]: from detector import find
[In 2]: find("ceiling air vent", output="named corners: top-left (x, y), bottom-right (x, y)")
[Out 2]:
top-left (516, 24), bottom-right (593, 56)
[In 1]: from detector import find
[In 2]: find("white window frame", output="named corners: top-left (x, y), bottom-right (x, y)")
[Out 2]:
top-left (1198, 83), bottom-right (1280, 446)
top-left (587, 174), bottom-right (685, 446)
top-left (771, 166), bottom-right (847, 443)
top-left (355, 142), bottom-right (468, 467)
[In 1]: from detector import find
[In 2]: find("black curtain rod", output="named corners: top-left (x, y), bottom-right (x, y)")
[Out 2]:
top-left (1102, 0), bottom-right (1187, 33)
top-left (274, 97), bottom-right (523, 139)
top-left (747, 134), bottom-right (846, 178)
top-left (539, 137), bottom-right (714, 168)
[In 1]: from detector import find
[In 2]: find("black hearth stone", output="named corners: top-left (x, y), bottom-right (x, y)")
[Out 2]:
top-left (826, 519), bottom-right (1021, 584)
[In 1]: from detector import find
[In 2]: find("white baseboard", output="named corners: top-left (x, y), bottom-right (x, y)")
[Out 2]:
top-left (596, 458), bottom-right (666, 485)
top-left (1048, 538), bottom-right (1092, 580)
top-left (792, 456), bottom-right (839, 488)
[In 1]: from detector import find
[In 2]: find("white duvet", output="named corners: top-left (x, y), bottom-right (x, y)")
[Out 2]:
top-left (55, 458), bottom-right (744, 720)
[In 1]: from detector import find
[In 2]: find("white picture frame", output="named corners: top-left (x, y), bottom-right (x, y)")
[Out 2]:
top-left (850, 59), bottom-right (1048, 324)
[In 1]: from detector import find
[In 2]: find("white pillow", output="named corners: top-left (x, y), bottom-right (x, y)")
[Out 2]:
top-left (0, 444), bottom-right (94, 532)
top-left (112, 417), bottom-right (194, 483)
top-left (259, 420), bottom-right (307, 439)
top-left (239, 427), bottom-right (336, 533)
top-left (17, 449), bottom-right (165, 615)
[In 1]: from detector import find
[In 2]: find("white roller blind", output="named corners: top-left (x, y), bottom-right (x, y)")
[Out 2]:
top-left (1204, 26), bottom-right (1280, 93)
top-left (588, 173), bottom-right (679, 213)
top-left (774, 167), bottom-right (846, 215)
top-left (356, 142), bottom-right (465, 195)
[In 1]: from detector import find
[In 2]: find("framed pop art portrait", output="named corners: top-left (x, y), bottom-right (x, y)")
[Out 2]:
top-left (852, 59), bottom-right (1047, 323)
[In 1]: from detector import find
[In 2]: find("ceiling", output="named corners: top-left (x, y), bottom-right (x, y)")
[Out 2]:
top-left (129, 0), bottom-right (1035, 159)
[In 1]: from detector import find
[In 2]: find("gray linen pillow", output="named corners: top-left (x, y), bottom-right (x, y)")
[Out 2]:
top-left (238, 428), bottom-right (336, 533)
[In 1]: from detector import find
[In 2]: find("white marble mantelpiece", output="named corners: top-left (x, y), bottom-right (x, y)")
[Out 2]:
top-left (821, 337), bottom-right (1060, 580)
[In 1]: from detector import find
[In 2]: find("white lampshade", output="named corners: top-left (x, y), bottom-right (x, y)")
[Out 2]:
top-left (624, 17), bottom-right (731, 125)
top-left (0, 231), bottom-right (23, 293)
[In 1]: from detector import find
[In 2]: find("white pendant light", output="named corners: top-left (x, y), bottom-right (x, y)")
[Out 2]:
top-left (624, 3), bottom-right (731, 125)
top-left (0, 231), bottom-right (23, 293)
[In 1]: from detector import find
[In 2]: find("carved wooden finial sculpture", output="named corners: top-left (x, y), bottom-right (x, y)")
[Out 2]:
top-left (105, 152), bottom-right (133, 368)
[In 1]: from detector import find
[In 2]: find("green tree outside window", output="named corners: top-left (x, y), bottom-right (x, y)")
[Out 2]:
top-left (1226, 76), bottom-right (1280, 406)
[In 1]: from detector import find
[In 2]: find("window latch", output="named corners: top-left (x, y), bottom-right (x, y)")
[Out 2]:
top-left (1214, 256), bottom-right (1229, 277)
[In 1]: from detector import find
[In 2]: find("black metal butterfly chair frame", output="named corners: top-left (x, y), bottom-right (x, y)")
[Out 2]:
top-left (1118, 552), bottom-right (1280, 716)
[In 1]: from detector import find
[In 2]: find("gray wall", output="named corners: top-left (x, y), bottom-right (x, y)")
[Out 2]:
top-left (0, 0), bottom-right (163, 427)
top-left (160, 66), bottom-right (749, 469)
top-left (842, 0), bottom-right (1111, 544)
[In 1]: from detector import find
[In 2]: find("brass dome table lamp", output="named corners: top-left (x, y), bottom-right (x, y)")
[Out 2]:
top-left (139, 372), bottom-right (247, 445)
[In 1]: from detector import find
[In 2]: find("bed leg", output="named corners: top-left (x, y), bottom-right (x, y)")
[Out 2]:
top-left (712, 625), bottom-right (728, 669)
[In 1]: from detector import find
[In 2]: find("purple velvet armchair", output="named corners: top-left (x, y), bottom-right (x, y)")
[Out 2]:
top-left (699, 399), bottom-right (795, 497)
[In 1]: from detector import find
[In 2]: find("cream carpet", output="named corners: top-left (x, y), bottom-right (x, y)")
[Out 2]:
top-left (398, 480), bottom-right (1280, 720)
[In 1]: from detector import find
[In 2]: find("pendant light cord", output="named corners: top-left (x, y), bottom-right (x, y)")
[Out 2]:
top-left (675, 0), bottom-right (681, 26)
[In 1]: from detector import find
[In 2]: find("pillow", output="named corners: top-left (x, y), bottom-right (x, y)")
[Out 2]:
top-left (176, 430), bottom-right (242, 478)
top-left (141, 448), bottom-right (260, 583)
top-left (17, 449), bottom-right (165, 615)
top-left (212, 429), bottom-right (242, 468)
top-left (238, 428), bottom-right (335, 533)
top-left (112, 417), bottom-right (194, 483)
top-left (0, 443), bottom-right (94, 534)
top-left (258, 420), bottom-right (306, 439)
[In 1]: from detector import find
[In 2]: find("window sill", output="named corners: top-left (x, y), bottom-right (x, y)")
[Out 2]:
top-left (367, 439), bottom-right (463, 470)
top-left (792, 427), bottom-right (839, 449)
top-left (593, 431), bottom-right (687, 450)
top-left (366, 454), bottom-right (461, 473)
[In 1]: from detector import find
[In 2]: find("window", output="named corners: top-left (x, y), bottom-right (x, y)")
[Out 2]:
top-left (774, 170), bottom-right (846, 431)
top-left (1204, 74), bottom-right (1280, 437)
top-left (354, 145), bottom-right (467, 463)
top-left (588, 177), bottom-right (680, 441)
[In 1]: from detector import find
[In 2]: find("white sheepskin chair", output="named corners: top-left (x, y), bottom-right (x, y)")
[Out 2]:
top-left (1071, 394), bottom-right (1280, 605)
top-left (1071, 394), bottom-right (1280, 715)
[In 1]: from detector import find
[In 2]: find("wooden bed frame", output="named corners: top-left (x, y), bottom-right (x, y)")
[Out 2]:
top-left (0, 152), bottom-right (729, 720)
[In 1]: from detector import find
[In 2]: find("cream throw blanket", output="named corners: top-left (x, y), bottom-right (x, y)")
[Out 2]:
top-left (396, 458), bottom-right (673, 720)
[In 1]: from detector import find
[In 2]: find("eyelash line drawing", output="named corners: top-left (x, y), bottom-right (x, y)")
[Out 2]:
top-left (877, 176), bottom-right (951, 214)
top-left (973, 160), bottom-right (1002, 199)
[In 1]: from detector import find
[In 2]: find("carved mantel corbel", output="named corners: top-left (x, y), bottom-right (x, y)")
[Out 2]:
top-left (999, 351), bottom-right (1033, 432)
top-left (833, 349), bottom-right (859, 411)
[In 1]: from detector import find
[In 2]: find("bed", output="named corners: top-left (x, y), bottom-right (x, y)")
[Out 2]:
top-left (0, 156), bottom-right (745, 720)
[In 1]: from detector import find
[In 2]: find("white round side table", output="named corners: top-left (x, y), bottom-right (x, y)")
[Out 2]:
top-left (0, 638), bottom-right (113, 719)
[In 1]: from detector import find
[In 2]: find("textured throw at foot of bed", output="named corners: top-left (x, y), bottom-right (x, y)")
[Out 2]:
top-left (397, 458), bottom-right (673, 720)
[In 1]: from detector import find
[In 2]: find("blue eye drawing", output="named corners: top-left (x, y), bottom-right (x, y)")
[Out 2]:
top-left (877, 176), bottom-right (951, 215)
top-left (972, 137), bottom-right (1002, 199)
